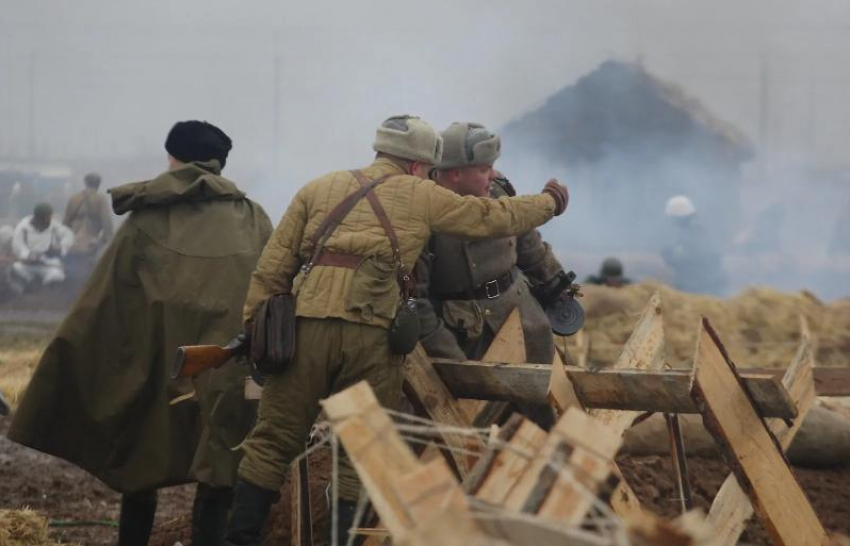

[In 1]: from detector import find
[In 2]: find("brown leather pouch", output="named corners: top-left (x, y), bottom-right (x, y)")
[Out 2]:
top-left (250, 293), bottom-right (297, 375)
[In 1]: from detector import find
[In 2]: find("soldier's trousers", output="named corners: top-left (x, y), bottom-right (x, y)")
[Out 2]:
top-left (238, 318), bottom-right (403, 500)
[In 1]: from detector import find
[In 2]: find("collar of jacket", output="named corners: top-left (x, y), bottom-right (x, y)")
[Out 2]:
top-left (108, 160), bottom-right (246, 215)
top-left (371, 157), bottom-right (409, 175)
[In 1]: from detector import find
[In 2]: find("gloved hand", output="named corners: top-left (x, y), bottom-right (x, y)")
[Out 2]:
top-left (542, 179), bottom-right (569, 216)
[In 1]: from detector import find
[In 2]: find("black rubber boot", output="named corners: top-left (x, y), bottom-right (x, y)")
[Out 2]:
top-left (223, 479), bottom-right (280, 546)
top-left (191, 483), bottom-right (234, 546)
top-left (325, 499), bottom-right (360, 546)
top-left (118, 489), bottom-right (158, 546)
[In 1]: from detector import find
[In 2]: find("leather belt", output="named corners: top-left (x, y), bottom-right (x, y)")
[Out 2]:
top-left (313, 251), bottom-right (362, 269)
top-left (436, 269), bottom-right (516, 300)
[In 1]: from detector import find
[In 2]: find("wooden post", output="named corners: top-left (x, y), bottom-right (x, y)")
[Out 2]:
top-left (290, 456), bottom-right (313, 546)
top-left (590, 292), bottom-right (665, 432)
top-left (690, 319), bottom-right (826, 546)
top-left (535, 408), bottom-right (623, 524)
top-left (432, 360), bottom-right (799, 418)
top-left (547, 350), bottom-right (581, 415)
top-left (457, 307), bottom-right (527, 423)
top-left (588, 292), bottom-right (664, 518)
top-left (402, 344), bottom-right (484, 477)
top-left (322, 381), bottom-right (421, 537)
top-left (706, 335), bottom-right (818, 545)
top-left (322, 382), bottom-right (496, 545)
top-left (465, 415), bottom-right (549, 506)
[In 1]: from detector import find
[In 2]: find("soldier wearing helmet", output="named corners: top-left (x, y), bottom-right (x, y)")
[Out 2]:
top-left (585, 257), bottom-right (631, 287)
top-left (417, 121), bottom-right (576, 431)
top-left (662, 195), bottom-right (727, 295)
top-left (223, 116), bottom-right (568, 546)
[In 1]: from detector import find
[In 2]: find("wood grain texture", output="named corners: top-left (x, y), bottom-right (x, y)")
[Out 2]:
top-left (690, 320), bottom-right (826, 546)
top-left (706, 338), bottom-right (818, 546)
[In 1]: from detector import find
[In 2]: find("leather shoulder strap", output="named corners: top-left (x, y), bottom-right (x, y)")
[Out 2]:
top-left (350, 170), bottom-right (415, 298)
top-left (350, 170), bottom-right (402, 263)
top-left (304, 172), bottom-right (390, 272)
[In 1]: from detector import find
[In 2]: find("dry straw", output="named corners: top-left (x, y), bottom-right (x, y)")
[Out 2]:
top-left (566, 281), bottom-right (850, 369)
top-left (0, 508), bottom-right (72, 546)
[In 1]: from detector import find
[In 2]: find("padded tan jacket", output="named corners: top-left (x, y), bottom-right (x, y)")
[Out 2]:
top-left (244, 158), bottom-right (556, 328)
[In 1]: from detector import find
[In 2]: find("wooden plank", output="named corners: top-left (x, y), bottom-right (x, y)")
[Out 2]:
top-left (744, 366), bottom-right (850, 397)
top-left (502, 407), bottom-right (621, 518)
top-left (608, 469), bottom-right (643, 520)
top-left (690, 319), bottom-right (827, 546)
top-left (520, 441), bottom-right (574, 514)
top-left (573, 328), bottom-right (591, 370)
top-left (475, 515), bottom-right (614, 546)
top-left (483, 306), bottom-right (527, 364)
top-left (591, 292), bottom-right (664, 428)
top-left (402, 344), bottom-right (483, 477)
top-left (395, 457), bottom-right (470, 520)
top-left (547, 350), bottom-right (581, 415)
top-left (433, 359), bottom-right (550, 403)
top-left (554, 335), bottom-right (577, 366)
top-left (457, 307), bottom-right (526, 424)
top-left (706, 338), bottom-right (818, 546)
top-left (589, 292), bottom-right (663, 519)
top-left (571, 368), bottom-right (797, 419)
top-left (535, 407), bottom-right (623, 524)
top-left (290, 456), bottom-right (312, 546)
top-left (432, 361), bottom-right (799, 419)
top-left (626, 509), bottom-right (715, 546)
top-left (396, 508), bottom-right (512, 546)
top-left (469, 418), bottom-right (549, 505)
top-left (321, 381), bottom-right (421, 537)
top-left (393, 455), bottom-right (502, 546)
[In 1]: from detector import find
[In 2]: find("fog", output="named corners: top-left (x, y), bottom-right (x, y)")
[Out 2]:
top-left (2, 0), bottom-right (850, 299)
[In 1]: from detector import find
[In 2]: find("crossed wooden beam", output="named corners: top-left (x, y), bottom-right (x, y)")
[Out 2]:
top-left (306, 292), bottom-right (839, 546)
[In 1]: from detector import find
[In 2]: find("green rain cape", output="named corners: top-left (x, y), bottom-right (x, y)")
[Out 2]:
top-left (8, 161), bottom-right (273, 493)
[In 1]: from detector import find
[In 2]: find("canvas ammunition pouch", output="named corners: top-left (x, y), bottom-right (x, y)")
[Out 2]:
top-left (345, 255), bottom-right (400, 322)
top-left (250, 293), bottom-right (297, 375)
top-left (439, 299), bottom-right (485, 342)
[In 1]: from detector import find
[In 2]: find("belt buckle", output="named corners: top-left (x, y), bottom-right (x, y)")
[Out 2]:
top-left (485, 279), bottom-right (500, 299)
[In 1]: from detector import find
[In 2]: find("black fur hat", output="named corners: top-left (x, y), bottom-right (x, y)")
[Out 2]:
top-left (165, 120), bottom-right (233, 168)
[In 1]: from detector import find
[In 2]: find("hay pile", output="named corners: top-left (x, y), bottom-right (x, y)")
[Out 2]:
top-left (569, 281), bottom-right (850, 369)
top-left (0, 509), bottom-right (68, 546)
top-left (0, 330), bottom-right (50, 411)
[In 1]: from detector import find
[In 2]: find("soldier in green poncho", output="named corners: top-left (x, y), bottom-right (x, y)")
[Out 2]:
top-left (8, 121), bottom-right (273, 546)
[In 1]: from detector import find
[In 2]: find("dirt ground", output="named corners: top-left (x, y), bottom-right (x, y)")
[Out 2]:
top-left (2, 411), bottom-right (849, 546)
top-left (0, 418), bottom-right (195, 546)
top-left (2, 281), bottom-right (849, 545)
top-left (617, 454), bottom-right (850, 545)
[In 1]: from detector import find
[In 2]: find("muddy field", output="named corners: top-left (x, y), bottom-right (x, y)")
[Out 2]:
top-left (2, 282), bottom-right (850, 545)
top-left (3, 414), bottom-right (850, 546)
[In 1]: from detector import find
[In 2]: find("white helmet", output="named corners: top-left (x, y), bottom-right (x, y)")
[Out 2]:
top-left (664, 195), bottom-right (696, 217)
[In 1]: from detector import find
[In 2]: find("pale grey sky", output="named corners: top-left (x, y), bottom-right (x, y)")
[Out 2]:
top-left (2, 0), bottom-right (850, 298)
top-left (3, 0), bottom-right (850, 182)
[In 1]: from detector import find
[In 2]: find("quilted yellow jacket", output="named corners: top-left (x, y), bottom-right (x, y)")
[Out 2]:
top-left (244, 158), bottom-right (556, 328)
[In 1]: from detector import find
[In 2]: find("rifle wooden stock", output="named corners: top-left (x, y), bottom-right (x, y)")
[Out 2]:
top-left (171, 336), bottom-right (247, 379)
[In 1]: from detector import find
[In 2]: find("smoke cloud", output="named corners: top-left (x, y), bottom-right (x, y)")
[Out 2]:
top-left (2, 0), bottom-right (849, 299)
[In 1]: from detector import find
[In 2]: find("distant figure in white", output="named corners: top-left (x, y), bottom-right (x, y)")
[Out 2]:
top-left (9, 203), bottom-right (74, 293)
top-left (661, 195), bottom-right (727, 296)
